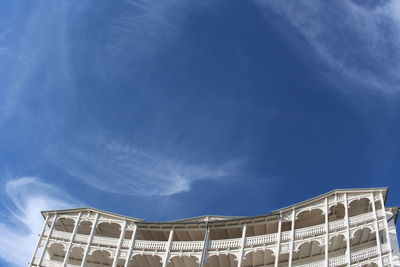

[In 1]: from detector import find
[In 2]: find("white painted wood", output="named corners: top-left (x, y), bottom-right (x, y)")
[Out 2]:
top-left (112, 220), bottom-right (127, 267)
top-left (237, 224), bottom-right (247, 267)
top-left (38, 213), bottom-right (57, 266)
top-left (344, 193), bottom-right (351, 266)
top-left (371, 193), bottom-right (383, 267)
top-left (29, 214), bottom-right (49, 267)
top-left (124, 224), bottom-right (137, 267)
top-left (63, 212), bottom-right (82, 267)
top-left (162, 229), bottom-right (174, 267)
top-left (81, 212), bottom-right (99, 267)
top-left (274, 214), bottom-right (282, 267)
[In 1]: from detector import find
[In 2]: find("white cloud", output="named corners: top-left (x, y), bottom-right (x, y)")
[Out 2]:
top-left (51, 138), bottom-right (245, 196)
top-left (0, 177), bottom-right (81, 266)
top-left (254, 0), bottom-right (400, 94)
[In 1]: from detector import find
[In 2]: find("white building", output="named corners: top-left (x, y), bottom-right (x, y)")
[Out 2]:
top-left (29, 188), bottom-right (400, 267)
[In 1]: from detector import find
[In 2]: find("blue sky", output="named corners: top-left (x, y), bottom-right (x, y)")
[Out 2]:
top-left (1, 0), bottom-right (400, 265)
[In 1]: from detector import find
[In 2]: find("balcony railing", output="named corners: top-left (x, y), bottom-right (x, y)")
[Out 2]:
top-left (43, 209), bottom-right (385, 253)
top-left (31, 243), bottom-right (389, 267)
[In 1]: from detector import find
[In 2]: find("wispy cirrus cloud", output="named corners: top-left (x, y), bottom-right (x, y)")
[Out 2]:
top-left (49, 137), bottom-right (245, 196)
top-left (254, 0), bottom-right (400, 94)
top-left (0, 177), bottom-right (81, 266)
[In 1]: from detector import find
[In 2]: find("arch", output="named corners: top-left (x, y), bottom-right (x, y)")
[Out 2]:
top-left (351, 227), bottom-right (375, 246)
top-left (168, 255), bottom-right (199, 267)
top-left (67, 246), bottom-right (84, 265)
top-left (206, 253), bottom-right (238, 267)
top-left (96, 221), bottom-right (122, 238)
top-left (47, 243), bottom-right (66, 261)
top-left (293, 240), bottom-right (323, 260)
top-left (77, 220), bottom-right (93, 235)
top-left (295, 209), bottom-right (324, 229)
top-left (348, 197), bottom-right (371, 216)
top-left (329, 234), bottom-right (346, 252)
top-left (86, 249), bottom-right (112, 266)
top-left (361, 263), bottom-right (378, 267)
top-left (131, 254), bottom-right (163, 267)
top-left (328, 203), bottom-right (345, 221)
top-left (55, 217), bottom-right (76, 233)
top-left (242, 249), bottom-right (275, 267)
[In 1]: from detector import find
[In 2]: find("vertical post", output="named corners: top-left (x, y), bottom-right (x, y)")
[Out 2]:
top-left (344, 193), bottom-right (351, 266)
top-left (371, 193), bottom-right (384, 267)
top-left (380, 191), bottom-right (393, 265)
top-left (288, 209), bottom-right (295, 267)
top-left (112, 220), bottom-right (128, 267)
top-left (200, 224), bottom-right (210, 267)
top-left (29, 214), bottom-right (50, 267)
top-left (237, 224), bottom-right (247, 267)
top-left (63, 212), bottom-right (82, 267)
top-left (162, 228), bottom-right (174, 267)
top-left (274, 214), bottom-right (282, 267)
top-left (38, 213), bottom-right (57, 266)
top-left (124, 224), bottom-right (138, 267)
top-left (324, 198), bottom-right (329, 267)
top-left (81, 213), bottom-right (99, 267)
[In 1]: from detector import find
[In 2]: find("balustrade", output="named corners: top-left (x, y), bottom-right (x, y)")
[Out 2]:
top-left (171, 240), bottom-right (204, 250)
top-left (40, 208), bottom-right (387, 260)
top-left (208, 238), bottom-right (241, 249)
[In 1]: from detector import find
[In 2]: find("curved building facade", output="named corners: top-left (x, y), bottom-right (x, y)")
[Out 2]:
top-left (29, 188), bottom-right (400, 267)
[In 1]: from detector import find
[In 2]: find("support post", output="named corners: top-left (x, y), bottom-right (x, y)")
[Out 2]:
top-left (200, 224), bottom-right (210, 267)
top-left (237, 224), bottom-right (247, 267)
top-left (112, 220), bottom-right (128, 267)
top-left (274, 214), bottom-right (282, 267)
top-left (124, 224), bottom-right (138, 267)
top-left (81, 213), bottom-right (99, 267)
top-left (63, 212), bottom-right (82, 267)
top-left (29, 214), bottom-right (50, 267)
top-left (371, 193), bottom-right (384, 267)
top-left (38, 213), bottom-right (57, 266)
top-left (380, 191), bottom-right (393, 265)
top-left (162, 228), bottom-right (174, 267)
top-left (344, 193), bottom-right (351, 266)
top-left (288, 208), bottom-right (295, 267)
top-left (324, 198), bottom-right (329, 267)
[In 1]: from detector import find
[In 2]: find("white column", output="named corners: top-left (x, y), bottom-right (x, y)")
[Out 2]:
top-left (288, 209), bottom-right (295, 267)
top-left (38, 213), bottom-right (57, 266)
top-left (29, 214), bottom-right (50, 267)
top-left (237, 224), bottom-right (248, 267)
top-left (380, 191), bottom-right (393, 265)
top-left (274, 214), bottom-right (282, 267)
top-left (200, 225), bottom-right (210, 267)
top-left (112, 220), bottom-right (128, 267)
top-left (63, 212), bottom-right (82, 267)
top-left (371, 193), bottom-right (384, 267)
top-left (81, 213), bottom-right (99, 267)
top-left (162, 229), bottom-right (175, 267)
top-left (344, 193), bottom-right (351, 266)
top-left (324, 198), bottom-right (329, 267)
top-left (124, 224), bottom-right (138, 267)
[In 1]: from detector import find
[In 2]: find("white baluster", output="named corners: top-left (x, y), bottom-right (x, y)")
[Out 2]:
top-left (324, 198), bottom-right (329, 267)
top-left (379, 191), bottom-right (393, 266)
